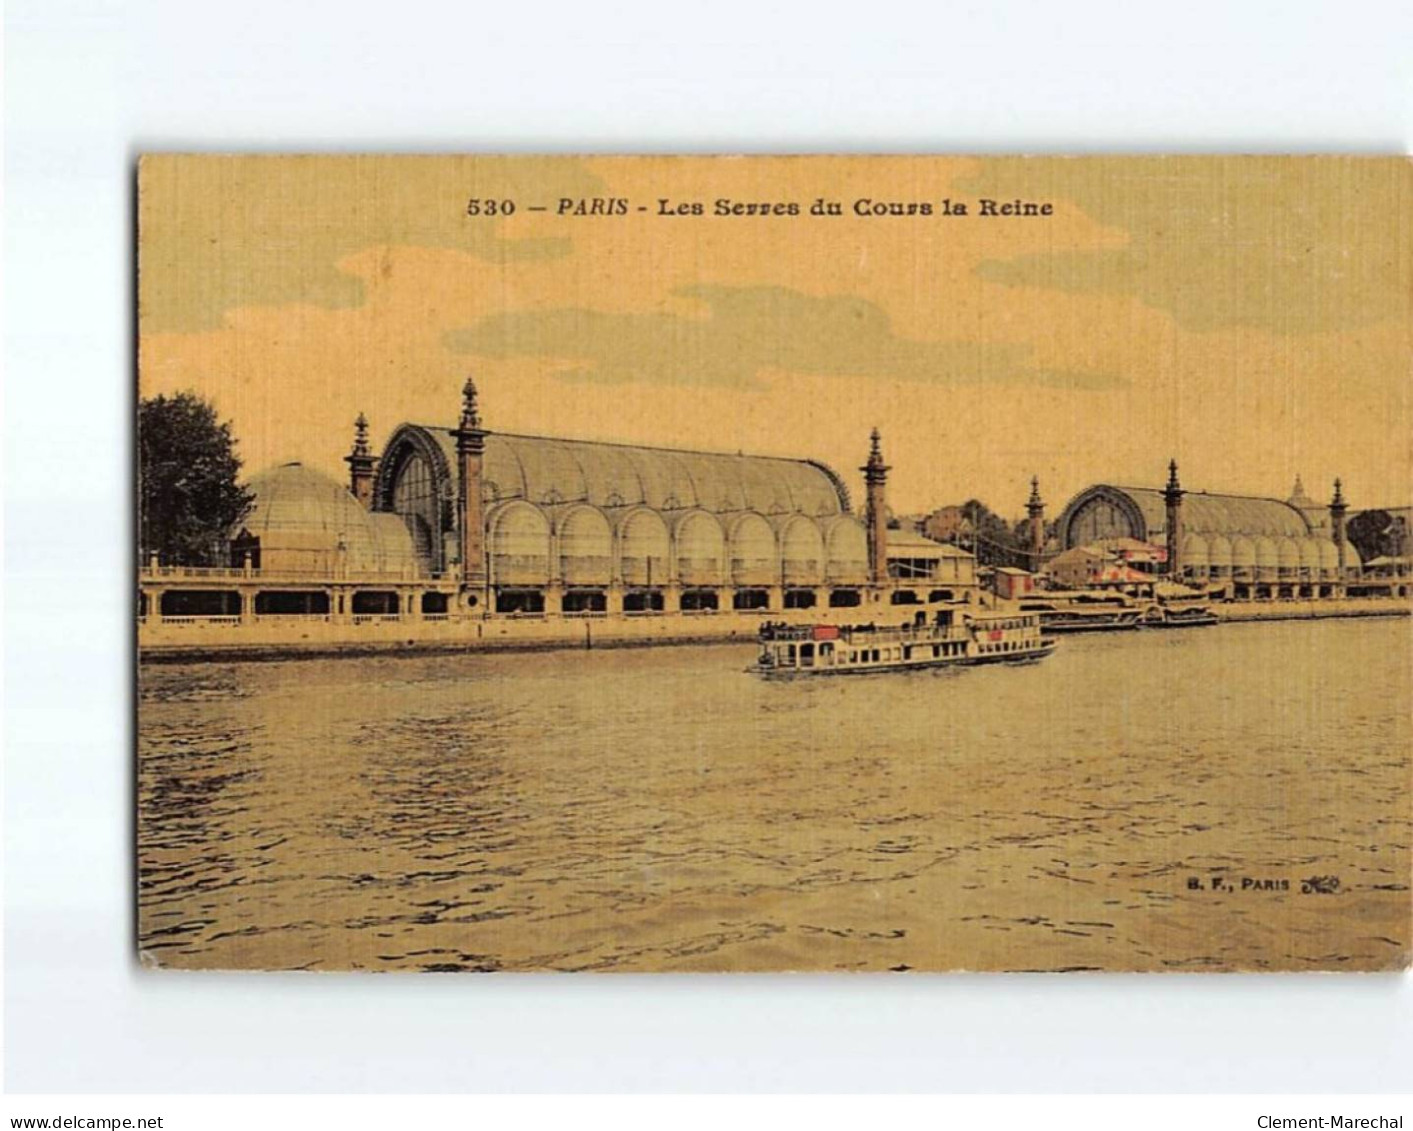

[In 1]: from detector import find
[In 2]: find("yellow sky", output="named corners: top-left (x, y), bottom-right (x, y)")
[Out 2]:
top-left (138, 155), bottom-right (1412, 517)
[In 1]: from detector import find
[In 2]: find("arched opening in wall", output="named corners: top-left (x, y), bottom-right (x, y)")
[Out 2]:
top-left (139, 591), bottom-right (148, 618)
top-left (490, 504), bottom-right (551, 586)
top-left (781, 518), bottom-right (825, 586)
top-left (829, 589), bottom-right (861, 608)
top-left (255, 591), bottom-right (329, 616)
top-left (495, 588), bottom-right (545, 615)
top-left (388, 446), bottom-right (442, 574)
top-left (732, 589), bottom-right (769, 611)
top-left (676, 513), bottom-right (725, 587)
top-left (160, 590), bottom-right (241, 617)
top-left (890, 590), bottom-right (922, 605)
top-left (824, 520), bottom-right (868, 585)
top-left (619, 511), bottom-right (670, 587)
top-left (784, 588), bottom-right (817, 609)
top-left (422, 592), bottom-right (450, 615)
top-left (563, 589), bottom-right (608, 614)
top-left (730, 514), bottom-right (776, 585)
top-left (559, 508), bottom-right (613, 587)
top-left (624, 589), bottom-right (665, 613)
top-left (1063, 490), bottom-right (1145, 547)
top-left (352, 591), bottom-right (399, 615)
top-left (928, 589), bottom-right (954, 603)
top-left (680, 589), bottom-right (719, 612)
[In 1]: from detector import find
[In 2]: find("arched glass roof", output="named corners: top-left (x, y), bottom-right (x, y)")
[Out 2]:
top-left (411, 427), bottom-right (850, 518)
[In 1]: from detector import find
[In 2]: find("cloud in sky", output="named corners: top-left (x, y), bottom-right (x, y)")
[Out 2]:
top-left (959, 157), bottom-right (1411, 334)
top-left (139, 155), bottom-right (608, 332)
top-left (445, 283), bottom-right (1127, 391)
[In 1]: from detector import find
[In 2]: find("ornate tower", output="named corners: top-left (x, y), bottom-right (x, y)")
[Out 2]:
top-left (862, 428), bottom-right (890, 586)
top-left (453, 377), bottom-right (488, 588)
top-left (1330, 478), bottom-right (1348, 582)
top-left (344, 413), bottom-right (376, 508)
top-left (1163, 459), bottom-right (1184, 577)
top-left (1026, 476), bottom-right (1045, 566)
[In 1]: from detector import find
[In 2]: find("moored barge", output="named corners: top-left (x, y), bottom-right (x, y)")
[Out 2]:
top-left (751, 609), bottom-right (1056, 677)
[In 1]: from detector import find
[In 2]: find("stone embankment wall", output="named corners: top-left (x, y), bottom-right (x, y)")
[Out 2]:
top-left (138, 596), bottom-right (1411, 664)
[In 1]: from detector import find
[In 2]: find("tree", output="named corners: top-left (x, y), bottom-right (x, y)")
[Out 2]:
top-left (958, 499), bottom-right (1028, 568)
top-left (1347, 508), bottom-right (1407, 564)
top-left (138, 391), bottom-right (253, 566)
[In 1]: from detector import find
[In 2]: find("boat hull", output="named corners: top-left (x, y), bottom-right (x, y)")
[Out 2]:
top-left (1041, 618), bottom-right (1141, 634)
top-left (750, 638), bottom-right (1058, 678)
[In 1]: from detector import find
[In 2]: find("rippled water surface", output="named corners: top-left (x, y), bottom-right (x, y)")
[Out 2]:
top-left (138, 619), bottom-right (1411, 971)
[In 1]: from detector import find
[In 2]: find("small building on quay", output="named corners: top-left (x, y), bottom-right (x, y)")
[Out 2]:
top-left (138, 380), bottom-right (978, 648)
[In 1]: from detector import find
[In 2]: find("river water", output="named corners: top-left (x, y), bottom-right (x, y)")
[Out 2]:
top-left (137, 618), bottom-right (1411, 972)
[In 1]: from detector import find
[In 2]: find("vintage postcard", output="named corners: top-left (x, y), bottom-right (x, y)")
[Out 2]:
top-left (137, 155), bottom-right (1411, 972)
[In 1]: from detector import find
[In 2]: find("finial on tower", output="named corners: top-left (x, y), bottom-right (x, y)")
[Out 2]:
top-left (1166, 459), bottom-right (1181, 491)
top-left (1332, 478), bottom-right (1346, 508)
top-left (351, 412), bottom-right (371, 457)
top-left (460, 376), bottom-right (482, 431)
top-left (345, 412), bottom-right (376, 507)
top-left (862, 427), bottom-right (890, 481)
top-left (1027, 475), bottom-right (1044, 510)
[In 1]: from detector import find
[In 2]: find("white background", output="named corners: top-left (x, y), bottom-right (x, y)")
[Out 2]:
top-left (4, 0), bottom-right (1412, 1095)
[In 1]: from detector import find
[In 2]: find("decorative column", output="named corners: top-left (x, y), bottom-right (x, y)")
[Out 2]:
top-left (862, 428), bottom-right (890, 587)
top-left (452, 377), bottom-right (488, 592)
top-left (1163, 459), bottom-right (1184, 578)
top-left (1026, 476), bottom-right (1045, 568)
top-left (1330, 478), bottom-right (1348, 593)
top-left (345, 413), bottom-right (376, 508)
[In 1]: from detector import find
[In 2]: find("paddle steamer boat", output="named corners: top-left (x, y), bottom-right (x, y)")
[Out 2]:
top-left (751, 609), bottom-right (1056, 677)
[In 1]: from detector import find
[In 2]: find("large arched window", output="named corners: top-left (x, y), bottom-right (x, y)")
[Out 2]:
top-left (1207, 535), bottom-right (1233, 579)
top-left (675, 512), bottom-right (725, 586)
top-left (1231, 537), bottom-right (1257, 581)
top-left (729, 513), bottom-right (776, 585)
top-left (824, 518), bottom-right (868, 584)
top-left (558, 506), bottom-right (613, 585)
top-left (390, 450), bottom-right (440, 571)
top-left (1181, 534), bottom-right (1209, 580)
top-left (619, 510), bottom-right (670, 587)
top-left (490, 503), bottom-right (551, 586)
top-left (1058, 487), bottom-right (1146, 548)
top-left (780, 517), bottom-right (825, 585)
top-left (1254, 537), bottom-right (1280, 579)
